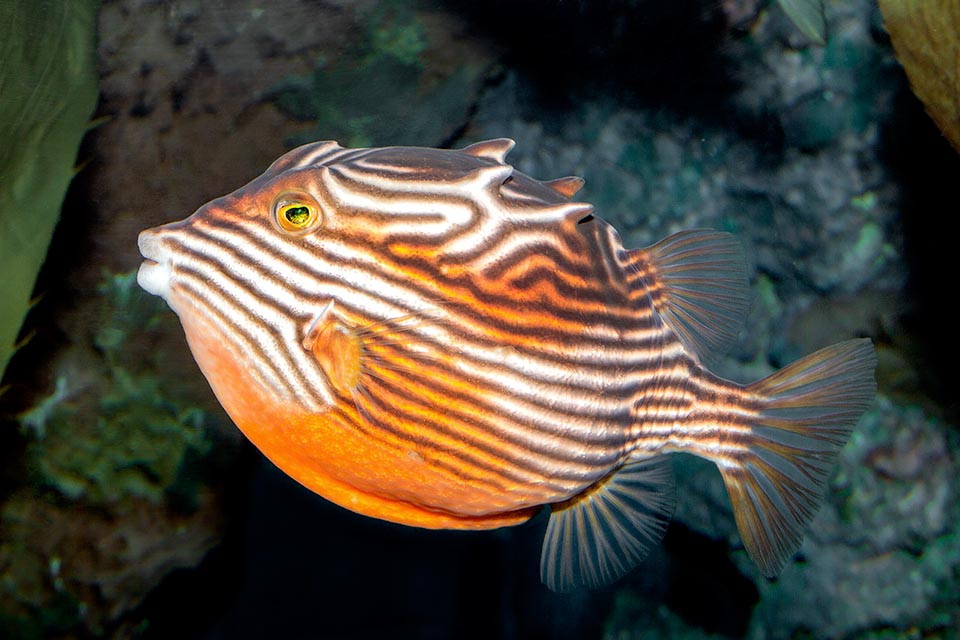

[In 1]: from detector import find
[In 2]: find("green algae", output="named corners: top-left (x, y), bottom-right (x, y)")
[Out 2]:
top-left (17, 271), bottom-right (210, 505)
top-left (270, 0), bottom-right (489, 149)
top-left (366, 1), bottom-right (428, 67)
top-left (783, 32), bottom-right (891, 150)
top-left (0, 591), bottom-right (84, 640)
top-left (0, 0), bottom-right (99, 381)
top-left (850, 191), bottom-right (878, 212)
top-left (24, 369), bottom-right (208, 504)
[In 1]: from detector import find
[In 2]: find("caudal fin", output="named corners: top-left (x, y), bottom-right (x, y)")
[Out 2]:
top-left (719, 338), bottom-right (876, 576)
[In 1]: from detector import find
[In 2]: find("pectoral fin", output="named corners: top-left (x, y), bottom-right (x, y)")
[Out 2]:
top-left (303, 301), bottom-right (363, 394)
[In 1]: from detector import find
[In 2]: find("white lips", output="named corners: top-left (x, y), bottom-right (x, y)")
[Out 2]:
top-left (137, 229), bottom-right (173, 299)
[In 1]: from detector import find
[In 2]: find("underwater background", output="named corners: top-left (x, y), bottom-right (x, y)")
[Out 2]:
top-left (1, 0), bottom-right (958, 638)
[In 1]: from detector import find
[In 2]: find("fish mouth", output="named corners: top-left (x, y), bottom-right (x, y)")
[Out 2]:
top-left (137, 229), bottom-right (172, 298)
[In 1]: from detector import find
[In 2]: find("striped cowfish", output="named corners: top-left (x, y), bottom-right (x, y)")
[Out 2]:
top-left (137, 138), bottom-right (876, 592)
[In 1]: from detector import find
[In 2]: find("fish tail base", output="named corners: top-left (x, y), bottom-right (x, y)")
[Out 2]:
top-left (717, 338), bottom-right (876, 576)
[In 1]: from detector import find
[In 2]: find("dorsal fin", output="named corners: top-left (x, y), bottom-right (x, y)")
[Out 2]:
top-left (624, 229), bottom-right (750, 365)
top-left (461, 138), bottom-right (516, 164)
top-left (543, 176), bottom-right (585, 198)
top-left (540, 457), bottom-right (675, 592)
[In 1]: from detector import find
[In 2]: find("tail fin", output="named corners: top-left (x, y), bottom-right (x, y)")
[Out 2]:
top-left (719, 338), bottom-right (876, 576)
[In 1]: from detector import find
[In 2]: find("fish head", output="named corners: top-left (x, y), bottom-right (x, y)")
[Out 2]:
top-left (136, 166), bottom-right (330, 316)
top-left (136, 145), bottom-right (354, 418)
top-left (135, 139), bottom-right (591, 419)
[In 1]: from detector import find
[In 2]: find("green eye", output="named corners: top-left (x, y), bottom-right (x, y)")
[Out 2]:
top-left (274, 195), bottom-right (322, 234)
top-left (283, 205), bottom-right (311, 225)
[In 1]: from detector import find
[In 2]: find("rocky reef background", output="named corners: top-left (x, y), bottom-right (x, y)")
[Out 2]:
top-left (0, 0), bottom-right (957, 638)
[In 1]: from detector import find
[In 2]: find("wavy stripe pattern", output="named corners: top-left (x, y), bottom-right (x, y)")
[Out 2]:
top-left (145, 141), bottom-right (710, 507)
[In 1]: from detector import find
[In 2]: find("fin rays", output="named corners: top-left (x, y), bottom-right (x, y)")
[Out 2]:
top-left (540, 457), bottom-right (675, 592)
top-left (631, 229), bottom-right (750, 365)
top-left (719, 338), bottom-right (876, 576)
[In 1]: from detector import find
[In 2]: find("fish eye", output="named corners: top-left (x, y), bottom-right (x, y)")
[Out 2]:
top-left (273, 193), bottom-right (323, 235)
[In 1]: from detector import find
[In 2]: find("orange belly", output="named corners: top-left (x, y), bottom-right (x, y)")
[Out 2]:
top-left (180, 309), bottom-right (540, 530)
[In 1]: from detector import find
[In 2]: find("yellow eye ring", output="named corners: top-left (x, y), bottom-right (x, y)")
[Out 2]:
top-left (273, 194), bottom-right (323, 234)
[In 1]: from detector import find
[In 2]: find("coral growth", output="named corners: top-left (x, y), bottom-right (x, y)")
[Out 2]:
top-left (18, 272), bottom-right (209, 505)
top-left (1, 272), bottom-right (219, 637)
top-left (270, 0), bottom-right (495, 148)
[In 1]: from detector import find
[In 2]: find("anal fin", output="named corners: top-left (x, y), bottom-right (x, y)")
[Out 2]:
top-left (540, 457), bottom-right (675, 593)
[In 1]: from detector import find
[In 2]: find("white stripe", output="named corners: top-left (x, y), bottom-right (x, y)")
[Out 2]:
top-left (327, 167), bottom-right (478, 231)
top-left (190, 223), bottom-right (674, 410)
top-left (182, 229), bottom-right (637, 449)
top-left (174, 238), bottom-right (333, 409)
top-left (179, 223), bottom-right (679, 447)
top-left (176, 274), bottom-right (298, 406)
top-left (287, 141), bottom-right (346, 169)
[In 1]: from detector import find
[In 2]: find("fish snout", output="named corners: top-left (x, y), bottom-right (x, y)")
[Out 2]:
top-left (137, 227), bottom-right (175, 299)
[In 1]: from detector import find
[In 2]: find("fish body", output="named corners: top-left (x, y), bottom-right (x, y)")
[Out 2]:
top-left (137, 139), bottom-right (876, 591)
